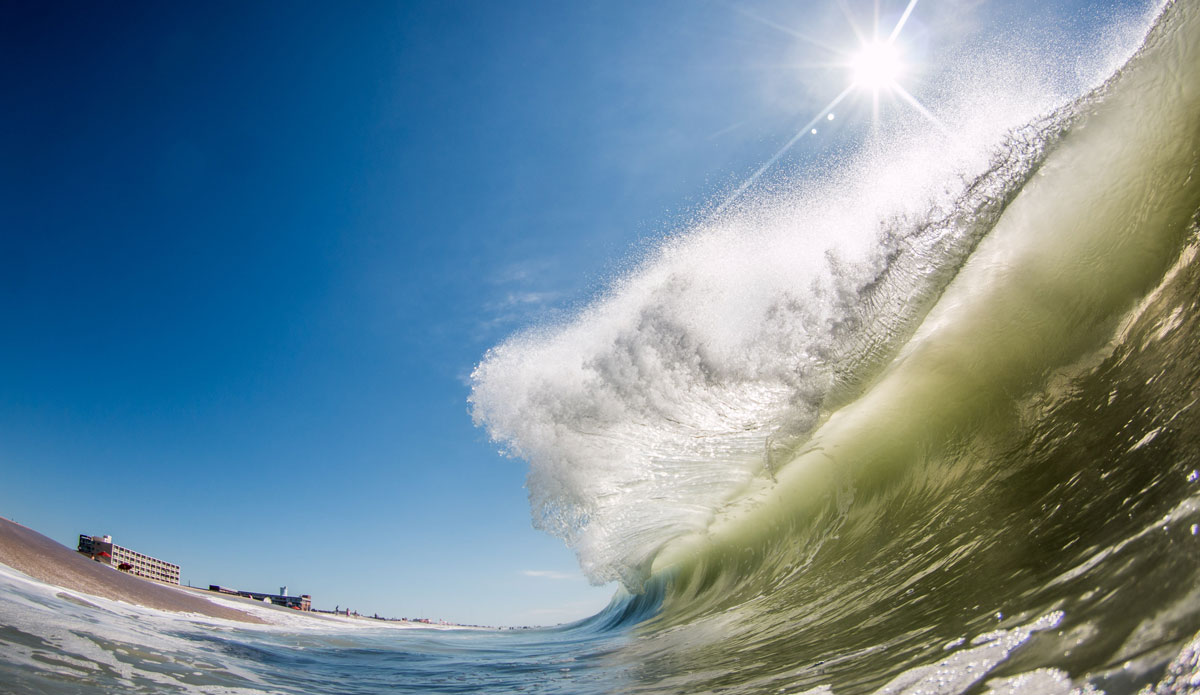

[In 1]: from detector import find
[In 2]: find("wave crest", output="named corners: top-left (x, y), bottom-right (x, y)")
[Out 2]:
top-left (470, 60), bottom-right (1092, 590)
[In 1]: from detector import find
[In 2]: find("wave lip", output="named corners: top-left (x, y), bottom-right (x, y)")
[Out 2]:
top-left (470, 120), bottom-right (1073, 589)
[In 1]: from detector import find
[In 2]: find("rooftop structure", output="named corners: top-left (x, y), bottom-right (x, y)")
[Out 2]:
top-left (77, 534), bottom-right (180, 586)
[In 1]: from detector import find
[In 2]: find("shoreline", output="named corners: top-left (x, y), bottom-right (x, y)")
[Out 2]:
top-left (0, 517), bottom-right (492, 630)
top-left (0, 516), bottom-right (266, 624)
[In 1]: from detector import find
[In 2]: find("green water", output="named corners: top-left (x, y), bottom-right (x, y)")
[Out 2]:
top-left (621, 1), bottom-right (1200, 692)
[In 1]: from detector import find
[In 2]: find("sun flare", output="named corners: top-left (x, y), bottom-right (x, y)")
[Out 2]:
top-left (850, 40), bottom-right (903, 91)
top-left (715, 0), bottom-right (940, 214)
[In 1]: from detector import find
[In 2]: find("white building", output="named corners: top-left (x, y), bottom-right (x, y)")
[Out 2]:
top-left (77, 534), bottom-right (180, 585)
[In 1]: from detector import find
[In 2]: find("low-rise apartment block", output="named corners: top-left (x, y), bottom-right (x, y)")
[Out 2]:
top-left (78, 534), bottom-right (180, 585)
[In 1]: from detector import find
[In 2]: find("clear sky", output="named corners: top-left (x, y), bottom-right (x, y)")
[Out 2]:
top-left (0, 0), bottom-right (1155, 627)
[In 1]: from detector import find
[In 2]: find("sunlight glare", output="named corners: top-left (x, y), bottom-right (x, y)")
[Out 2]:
top-left (850, 40), bottom-right (903, 91)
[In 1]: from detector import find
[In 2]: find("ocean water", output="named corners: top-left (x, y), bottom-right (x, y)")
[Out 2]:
top-left (5, 0), bottom-right (1200, 693)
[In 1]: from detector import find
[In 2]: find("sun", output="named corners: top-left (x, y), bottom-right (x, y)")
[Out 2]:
top-left (714, 0), bottom-right (940, 214)
top-left (850, 40), bottom-right (903, 92)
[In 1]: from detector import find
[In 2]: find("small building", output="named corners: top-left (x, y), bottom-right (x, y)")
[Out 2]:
top-left (238, 590), bottom-right (312, 611)
top-left (78, 534), bottom-right (180, 585)
top-left (207, 584), bottom-right (312, 611)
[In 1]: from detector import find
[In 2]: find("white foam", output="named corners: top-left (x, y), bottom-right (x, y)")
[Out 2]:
top-left (0, 563), bottom-right (464, 694)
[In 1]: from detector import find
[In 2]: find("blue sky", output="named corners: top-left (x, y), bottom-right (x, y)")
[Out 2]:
top-left (0, 0), bottom-right (1155, 626)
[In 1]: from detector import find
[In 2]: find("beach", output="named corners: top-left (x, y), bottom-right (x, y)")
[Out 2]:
top-left (0, 517), bottom-right (266, 625)
top-left (0, 516), bottom-right (488, 631)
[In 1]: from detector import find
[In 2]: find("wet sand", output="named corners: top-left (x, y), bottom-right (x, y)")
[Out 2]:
top-left (0, 517), bottom-right (264, 624)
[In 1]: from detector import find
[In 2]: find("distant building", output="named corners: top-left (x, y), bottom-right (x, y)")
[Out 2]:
top-left (77, 534), bottom-right (180, 585)
top-left (208, 584), bottom-right (312, 611)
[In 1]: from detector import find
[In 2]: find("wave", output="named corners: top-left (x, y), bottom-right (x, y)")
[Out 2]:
top-left (470, 0), bottom-right (1197, 597)
top-left (540, 4), bottom-right (1200, 691)
top-left (470, 73), bottom-right (1072, 591)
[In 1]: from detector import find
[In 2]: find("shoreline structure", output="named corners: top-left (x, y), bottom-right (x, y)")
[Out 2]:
top-left (0, 516), bottom-right (499, 629)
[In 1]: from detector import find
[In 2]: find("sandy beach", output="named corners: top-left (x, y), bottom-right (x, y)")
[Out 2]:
top-left (0, 517), bottom-right (476, 630)
top-left (0, 516), bottom-right (265, 624)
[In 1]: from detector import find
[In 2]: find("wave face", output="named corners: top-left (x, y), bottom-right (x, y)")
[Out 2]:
top-left (470, 0), bottom-right (1200, 691)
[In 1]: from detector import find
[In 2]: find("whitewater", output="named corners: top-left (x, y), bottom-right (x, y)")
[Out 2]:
top-left (4, 0), bottom-right (1200, 693)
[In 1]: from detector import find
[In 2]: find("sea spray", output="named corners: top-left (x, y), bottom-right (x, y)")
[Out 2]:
top-left (470, 37), bottom-right (1110, 593)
